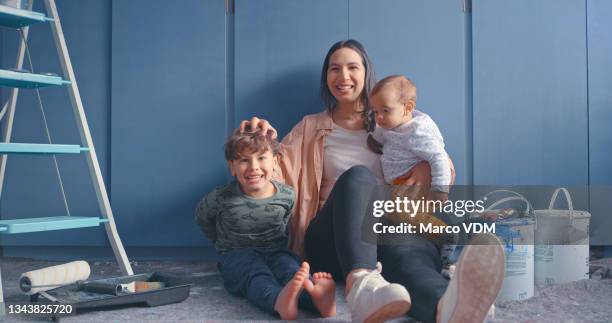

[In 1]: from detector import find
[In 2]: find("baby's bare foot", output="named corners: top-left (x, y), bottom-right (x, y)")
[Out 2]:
top-left (274, 262), bottom-right (309, 320)
top-left (304, 271), bottom-right (336, 317)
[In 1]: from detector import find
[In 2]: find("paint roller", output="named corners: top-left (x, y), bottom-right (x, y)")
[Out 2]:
top-left (20, 261), bottom-right (168, 296)
top-left (19, 261), bottom-right (91, 295)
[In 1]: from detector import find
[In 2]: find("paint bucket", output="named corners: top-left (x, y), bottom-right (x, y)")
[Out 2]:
top-left (535, 188), bottom-right (590, 285)
top-left (478, 190), bottom-right (535, 301)
top-left (495, 217), bottom-right (535, 301)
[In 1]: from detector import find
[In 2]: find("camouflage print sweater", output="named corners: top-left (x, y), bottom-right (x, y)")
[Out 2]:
top-left (195, 180), bottom-right (295, 253)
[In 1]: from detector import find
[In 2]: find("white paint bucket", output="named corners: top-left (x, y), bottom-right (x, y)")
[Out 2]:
top-left (495, 218), bottom-right (535, 301)
top-left (535, 188), bottom-right (590, 285)
top-left (480, 190), bottom-right (535, 301)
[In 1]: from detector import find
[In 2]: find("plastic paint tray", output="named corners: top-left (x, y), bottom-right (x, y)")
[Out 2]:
top-left (34, 272), bottom-right (191, 311)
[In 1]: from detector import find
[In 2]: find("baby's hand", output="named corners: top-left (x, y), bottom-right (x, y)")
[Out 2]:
top-left (428, 191), bottom-right (448, 202)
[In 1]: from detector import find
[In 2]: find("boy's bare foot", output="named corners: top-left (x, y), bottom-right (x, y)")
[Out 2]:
top-left (304, 271), bottom-right (337, 317)
top-left (274, 262), bottom-right (309, 320)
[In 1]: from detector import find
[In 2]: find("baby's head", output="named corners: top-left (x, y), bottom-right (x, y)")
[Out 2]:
top-left (370, 75), bottom-right (417, 129)
top-left (224, 130), bottom-right (280, 197)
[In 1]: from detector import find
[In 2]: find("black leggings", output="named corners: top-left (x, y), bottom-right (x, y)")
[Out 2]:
top-left (304, 165), bottom-right (448, 323)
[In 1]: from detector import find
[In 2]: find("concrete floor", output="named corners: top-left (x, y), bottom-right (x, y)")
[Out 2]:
top-left (0, 258), bottom-right (369, 323)
top-left (1, 257), bottom-right (611, 322)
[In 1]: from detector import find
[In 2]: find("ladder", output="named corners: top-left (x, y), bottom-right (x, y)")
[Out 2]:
top-left (0, 0), bottom-right (133, 313)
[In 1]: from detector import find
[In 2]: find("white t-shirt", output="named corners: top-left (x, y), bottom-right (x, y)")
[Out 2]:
top-left (321, 123), bottom-right (383, 204)
top-left (372, 109), bottom-right (450, 192)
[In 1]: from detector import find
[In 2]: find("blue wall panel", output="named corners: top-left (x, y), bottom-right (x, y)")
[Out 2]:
top-left (587, 0), bottom-right (612, 245)
top-left (1, 0), bottom-right (110, 248)
top-left (1, 1), bottom-right (609, 255)
top-left (234, 0), bottom-right (348, 138)
top-left (587, 0), bottom-right (612, 185)
top-left (349, 0), bottom-right (469, 185)
top-left (472, 0), bottom-right (589, 185)
top-left (111, 0), bottom-right (226, 247)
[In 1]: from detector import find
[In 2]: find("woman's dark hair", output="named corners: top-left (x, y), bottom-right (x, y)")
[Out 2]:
top-left (320, 39), bottom-right (376, 132)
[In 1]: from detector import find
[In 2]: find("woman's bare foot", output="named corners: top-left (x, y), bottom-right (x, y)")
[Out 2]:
top-left (274, 262), bottom-right (309, 320)
top-left (304, 272), bottom-right (337, 317)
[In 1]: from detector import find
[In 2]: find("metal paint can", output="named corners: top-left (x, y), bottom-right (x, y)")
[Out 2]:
top-left (535, 191), bottom-right (590, 285)
top-left (495, 217), bottom-right (535, 301)
top-left (535, 188), bottom-right (590, 286)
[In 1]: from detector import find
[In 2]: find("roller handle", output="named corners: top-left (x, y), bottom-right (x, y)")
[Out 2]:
top-left (79, 281), bottom-right (122, 296)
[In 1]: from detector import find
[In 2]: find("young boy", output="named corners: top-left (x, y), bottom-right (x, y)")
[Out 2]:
top-left (195, 131), bottom-right (335, 320)
top-left (368, 75), bottom-right (457, 258)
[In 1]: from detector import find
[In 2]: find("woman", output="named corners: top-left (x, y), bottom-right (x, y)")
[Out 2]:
top-left (241, 40), bottom-right (504, 323)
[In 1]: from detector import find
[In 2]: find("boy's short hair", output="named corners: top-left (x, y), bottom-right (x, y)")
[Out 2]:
top-left (224, 130), bottom-right (281, 161)
top-left (371, 75), bottom-right (417, 105)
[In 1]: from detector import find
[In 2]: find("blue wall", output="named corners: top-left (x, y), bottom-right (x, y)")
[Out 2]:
top-left (587, 0), bottom-right (612, 244)
top-left (1, 0), bottom-right (611, 259)
top-left (110, 0), bottom-right (226, 247)
top-left (473, 0), bottom-right (588, 186)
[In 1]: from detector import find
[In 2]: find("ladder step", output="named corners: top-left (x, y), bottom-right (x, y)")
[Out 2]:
top-left (0, 69), bottom-right (69, 88)
top-left (0, 4), bottom-right (50, 28)
top-left (0, 143), bottom-right (88, 154)
top-left (0, 216), bottom-right (108, 234)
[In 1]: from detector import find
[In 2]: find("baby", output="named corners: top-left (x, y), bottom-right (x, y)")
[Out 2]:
top-left (368, 75), bottom-right (457, 257)
top-left (195, 130), bottom-right (335, 320)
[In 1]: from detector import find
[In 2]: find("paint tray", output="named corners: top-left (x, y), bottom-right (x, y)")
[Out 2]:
top-left (34, 272), bottom-right (191, 311)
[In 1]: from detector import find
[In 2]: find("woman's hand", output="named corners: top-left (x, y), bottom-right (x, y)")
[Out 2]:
top-left (394, 157), bottom-right (456, 186)
top-left (239, 117), bottom-right (278, 139)
top-left (394, 161), bottom-right (432, 186)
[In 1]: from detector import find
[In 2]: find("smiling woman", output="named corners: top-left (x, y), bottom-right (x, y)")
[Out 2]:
top-left (321, 40), bottom-right (376, 132)
top-left (326, 48), bottom-right (366, 110)
top-left (238, 39), bottom-right (504, 323)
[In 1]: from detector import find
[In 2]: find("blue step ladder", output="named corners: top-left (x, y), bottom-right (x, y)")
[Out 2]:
top-left (0, 1), bottom-right (133, 314)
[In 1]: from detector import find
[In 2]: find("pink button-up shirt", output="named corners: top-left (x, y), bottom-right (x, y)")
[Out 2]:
top-left (274, 111), bottom-right (332, 257)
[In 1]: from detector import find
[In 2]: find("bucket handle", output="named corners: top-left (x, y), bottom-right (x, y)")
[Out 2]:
top-left (485, 196), bottom-right (531, 213)
top-left (481, 190), bottom-right (537, 229)
top-left (548, 187), bottom-right (575, 226)
top-left (482, 190), bottom-right (533, 213)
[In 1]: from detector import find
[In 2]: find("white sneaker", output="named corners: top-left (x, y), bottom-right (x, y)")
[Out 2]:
top-left (437, 233), bottom-right (505, 323)
top-left (442, 264), bottom-right (496, 321)
top-left (346, 262), bottom-right (411, 323)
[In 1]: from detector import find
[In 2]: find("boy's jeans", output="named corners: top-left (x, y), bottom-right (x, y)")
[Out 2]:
top-left (217, 248), bottom-right (315, 315)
